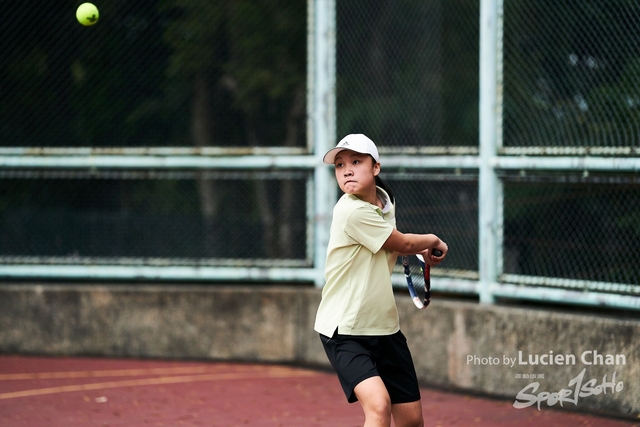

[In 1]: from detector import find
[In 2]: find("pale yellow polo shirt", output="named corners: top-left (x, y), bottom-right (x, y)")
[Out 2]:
top-left (314, 187), bottom-right (399, 337)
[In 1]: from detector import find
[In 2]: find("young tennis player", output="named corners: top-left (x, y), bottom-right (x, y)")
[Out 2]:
top-left (314, 134), bottom-right (448, 427)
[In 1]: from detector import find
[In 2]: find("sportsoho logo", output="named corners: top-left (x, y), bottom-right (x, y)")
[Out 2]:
top-left (466, 350), bottom-right (626, 410)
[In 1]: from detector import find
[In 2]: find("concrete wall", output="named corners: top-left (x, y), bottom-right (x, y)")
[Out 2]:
top-left (0, 284), bottom-right (638, 420)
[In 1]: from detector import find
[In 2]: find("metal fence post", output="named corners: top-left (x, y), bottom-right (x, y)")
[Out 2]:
top-left (308, 0), bottom-right (337, 287)
top-left (478, 0), bottom-right (503, 304)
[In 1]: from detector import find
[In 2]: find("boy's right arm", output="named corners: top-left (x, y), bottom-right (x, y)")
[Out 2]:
top-left (382, 229), bottom-right (448, 262)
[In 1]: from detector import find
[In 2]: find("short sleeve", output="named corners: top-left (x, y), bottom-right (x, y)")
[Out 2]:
top-left (343, 206), bottom-right (394, 254)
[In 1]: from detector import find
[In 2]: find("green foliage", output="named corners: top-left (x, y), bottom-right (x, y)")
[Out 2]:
top-left (155, 0), bottom-right (306, 147)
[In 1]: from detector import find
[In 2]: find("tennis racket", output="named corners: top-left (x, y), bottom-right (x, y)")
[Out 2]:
top-left (402, 249), bottom-right (442, 309)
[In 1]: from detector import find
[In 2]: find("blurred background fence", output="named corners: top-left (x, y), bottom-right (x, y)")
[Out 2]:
top-left (0, 0), bottom-right (639, 309)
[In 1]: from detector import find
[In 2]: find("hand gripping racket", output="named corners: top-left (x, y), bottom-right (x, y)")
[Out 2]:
top-left (402, 249), bottom-right (443, 309)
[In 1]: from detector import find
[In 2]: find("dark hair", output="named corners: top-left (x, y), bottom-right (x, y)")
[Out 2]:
top-left (375, 176), bottom-right (395, 205)
top-left (367, 154), bottom-right (395, 204)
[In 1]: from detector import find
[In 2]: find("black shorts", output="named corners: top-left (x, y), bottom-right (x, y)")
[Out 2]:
top-left (319, 329), bottom-right (421, 404)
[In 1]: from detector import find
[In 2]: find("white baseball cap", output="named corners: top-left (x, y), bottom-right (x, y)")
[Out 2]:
top-left (322, 134), bottom-right (380, 164)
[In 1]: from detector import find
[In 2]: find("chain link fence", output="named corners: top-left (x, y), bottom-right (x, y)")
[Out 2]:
top-left (336, 0), bottom-right (479, 150)
top-left (502, 172), bottom-right (640, 291)
top-left (0, 170), bottom-right (310, 266)
top-left (0, 0), bottom-right (638, 306)
top-left (0, 0), bottom-right (309, 269)
top-left (499, 0), bottom-right (640, 296)
top-left (0, 0), bottom-right (307, 149)
top-left (503, 0), bottom-right (640, 153)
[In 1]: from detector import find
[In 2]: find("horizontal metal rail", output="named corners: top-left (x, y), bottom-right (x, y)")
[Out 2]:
top-left (493, 156), bottom-right (640, 172)
top-left (500, 146), bottom-right (640, 156)
top-left (0, 154), bottom-right (317, 169)
top-left (0, 147), bottom-right (309, 156)
top-left (3, 153), bottom-right (638, 172)
top-left (0, 264), bottom-right (321, 283)
top-left (501, 274), bottom-right (640, 295)
top-left (490, 282), bottom-right (640, 310)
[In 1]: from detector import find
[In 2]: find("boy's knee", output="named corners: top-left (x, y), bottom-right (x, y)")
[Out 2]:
top-left (369, 396), bottom-right (392, 414)
top-left (362, 395), bottom-right (392, 423)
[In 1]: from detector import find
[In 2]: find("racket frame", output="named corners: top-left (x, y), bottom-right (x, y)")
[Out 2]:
top-left (402, 254), bottom-right (431, 309)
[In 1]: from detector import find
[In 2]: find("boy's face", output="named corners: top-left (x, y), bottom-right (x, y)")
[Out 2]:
top-left (333, 150), bottom-right (380, 197)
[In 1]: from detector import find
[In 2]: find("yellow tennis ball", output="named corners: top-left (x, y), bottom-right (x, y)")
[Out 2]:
top-left (76, 3), bottom-right (99, 26)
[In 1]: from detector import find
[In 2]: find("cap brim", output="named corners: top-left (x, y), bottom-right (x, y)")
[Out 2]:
top-left (322, 147), bottom-right (346, 164)
top-left (323, 147), bottom-right (378, 164)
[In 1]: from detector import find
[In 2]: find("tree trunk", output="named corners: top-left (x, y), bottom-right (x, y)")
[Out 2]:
top-left (192, 73), bottom-right (220, 257)
top-left (278, 84), bottom-right (306, 258)
top-left (247, 122), bottom-right (277, 259)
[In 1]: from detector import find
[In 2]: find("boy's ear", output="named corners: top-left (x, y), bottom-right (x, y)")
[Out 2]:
top-left (373, 162), bottom-right (381, 176)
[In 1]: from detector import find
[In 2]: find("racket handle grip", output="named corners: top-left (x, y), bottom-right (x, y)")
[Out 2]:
top-left (432, 249), bottom-right (443, 257)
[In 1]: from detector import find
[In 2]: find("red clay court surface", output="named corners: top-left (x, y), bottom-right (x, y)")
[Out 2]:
top-left (0, 356), bottom-right (637, 427)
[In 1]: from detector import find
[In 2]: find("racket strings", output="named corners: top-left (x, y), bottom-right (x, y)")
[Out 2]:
top-left (422, 263), bottom-right (432, 307)
top-left (402, 255), bottom-right (431, 309)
